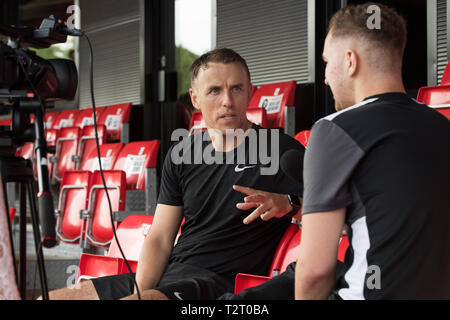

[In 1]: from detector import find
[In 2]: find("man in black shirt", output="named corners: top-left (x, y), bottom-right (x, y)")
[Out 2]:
top-left (45, 48), bottom-right (304, 300)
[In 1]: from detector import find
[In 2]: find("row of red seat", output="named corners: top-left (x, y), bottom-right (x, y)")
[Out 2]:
top-left (14, 103), bottom-right (132, 184)
top-left (56, 140), bottom-right (160, 248)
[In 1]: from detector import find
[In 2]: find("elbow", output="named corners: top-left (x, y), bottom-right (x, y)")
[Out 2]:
top-left (295, 260), bottom-right (336, 299)
top-left (298, 263), bottom-right (334, 285)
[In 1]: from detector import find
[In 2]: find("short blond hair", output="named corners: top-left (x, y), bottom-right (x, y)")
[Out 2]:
top-left (328, 2), bottom-right (407, 57)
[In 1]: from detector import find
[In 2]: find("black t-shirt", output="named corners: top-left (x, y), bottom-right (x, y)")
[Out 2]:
top-left (158, 125), bottom-right (304, 279)
top-left (303, 92), bottom-right (450, 299)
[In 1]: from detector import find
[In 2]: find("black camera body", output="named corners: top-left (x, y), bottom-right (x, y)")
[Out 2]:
top-left (0, 15), bottom-right (78, 104)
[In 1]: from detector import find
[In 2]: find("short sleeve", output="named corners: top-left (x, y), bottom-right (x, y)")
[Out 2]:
top-left (157, 144), bottom-right (184, 206)
top-left (302, 119), bottom-right (365, 215)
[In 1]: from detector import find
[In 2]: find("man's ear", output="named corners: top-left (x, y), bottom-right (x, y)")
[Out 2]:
top-left (189, 87), bottom-right (200, 111)
top-left (346, 49), bottom-right (358, 78)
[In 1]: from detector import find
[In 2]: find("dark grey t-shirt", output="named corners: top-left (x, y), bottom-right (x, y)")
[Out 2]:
top-left (302, 92), bottom-right (450, 299)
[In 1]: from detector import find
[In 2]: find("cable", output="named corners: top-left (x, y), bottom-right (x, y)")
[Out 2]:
top-left (82, 32), bottom-right (142, 300)
top-left (19, 30), bottom-right (142, 299)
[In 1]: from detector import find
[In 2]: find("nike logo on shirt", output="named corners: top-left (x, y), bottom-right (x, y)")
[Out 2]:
top-left (234, 165), bottom-right (256, 172)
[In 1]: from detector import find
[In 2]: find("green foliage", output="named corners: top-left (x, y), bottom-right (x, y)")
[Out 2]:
top-left (176, 45), bottom-right (198, 98)
top-left (32, 38), bottom-right (75, 60)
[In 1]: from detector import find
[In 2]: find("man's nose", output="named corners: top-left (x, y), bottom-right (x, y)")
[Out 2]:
top-left (222, 91), bottom-right (233, 108)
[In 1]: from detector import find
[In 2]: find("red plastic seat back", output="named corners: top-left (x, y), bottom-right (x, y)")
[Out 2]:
top-left (53, 127), bottom-right (80, 181)
top-left (77, 125), bottom-right (107, 170)
top-left (107, 214), bottom-right (154, 260)
top-left (434, 107), bottom-right (450, 119)
top-left (417, 85), bottom-right (450, 105)
top-left (277, 228), bottom-right (302, 275)
top-left (57, 171), bottom-right (92, 243)
top-left (440, 62), bottom-right (450, 86)
top-left (80, 142), bottom-right (124, 172)
top-left (9, 208), bottom-right (16, 227)
top-left (294, 130), bottom-right (311, 148)
top-left (416, 86), bottom-right (450, 119)
top-left (97, 103), bottom-right (132, 141)
top-left (45, 129), bottom-right (59, 179)
top-left (88, 170), bottom-right (127, 246)
top-left (251, 85), bottom-right (258, 97)
top-left (52, 110), bottom-right (78, 129)
top-left (248, 81), bottom-right (296, 129)
top-left (113, 140), bottom-right (160, 190)
top-left (246, 108), bottom-right (267, 128)
top-left (0, 117), bottom-right (12, 127)
top-left (189, 111), bottom-right (206, 134)
top-left (271, 226), bottom-right (349, 275)
top-left (16, 142), bottom-right (34, 159)
top-left (267, 223), bottom-right (300, 276)
top-left (44, 112), bottom-right (59, 130)
top-left (73, 107), bottom-right (107, 129)
top-left (338, 235), bottom-right (349, 262)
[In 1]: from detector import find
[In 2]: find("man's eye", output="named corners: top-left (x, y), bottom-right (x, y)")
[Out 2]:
top-left (232, 86), bottom-right (242, 92)
top-left (210, 88), bottom-right (220, 94)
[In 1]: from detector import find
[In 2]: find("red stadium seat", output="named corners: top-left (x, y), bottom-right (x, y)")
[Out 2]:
top-left (251, 85), bottom-right (258, 97)
top-left (234, 223), bottom-right (300, 294)
top-left (84, 170), bottom-right (127, 247)
top-left (189, 111), bottom-right (206, 134)
top-left (51, 127), bottom-right (81, 182)
top-left (9, 208), bottom-right (16, 227)
top-left (338, 235), bottom-right (349, 262)
top-left (75, 124), bottom-right (107, 170)
top-left (44, 112), bottom-right (59, 130)
top-left (76, 214), bottom-right (154, 281)
top-left (76, 215), bottom-right (186, 282)
top-left (417, 85), bottom-right (450, 119)
top-left (440, 61), bottom-right (450, 86)
top-left (80, 142), bottom-right (124, 172)
top-left (234, 224), bottom-right (349, 294)
top-left (113, 140), bottom-right (160, 190)
top-left (73, 106), bottom-right (107, 129)
top-left (246, 108), bottom-right (267, 127)
top-left (56, 143), bottom-right (124, 246)
top-left (247, 81), bottom-right (297, 129)
top-left (52, 110), bottom-right (78, 130)
top-left (55, 171), bottom-right (92, 244)
top-left (0, 117), bottom-right (12, 127)
top-left (16, 142), bottom-right (35, 160)
top-left (294, 130), bottom-right (311, 148)
top-left (96, 103), bottom-right (132, 142)
top-left (45, 128), bottom-right (59, 179)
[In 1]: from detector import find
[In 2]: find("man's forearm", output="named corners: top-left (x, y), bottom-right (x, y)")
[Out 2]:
top-left (134, 236), bottom-right (173, 293)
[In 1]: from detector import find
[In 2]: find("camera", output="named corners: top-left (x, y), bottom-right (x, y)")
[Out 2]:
top-left (0, 14), bottom-right (78, 104)
top-left (0, 15), bottom-right (78, 148)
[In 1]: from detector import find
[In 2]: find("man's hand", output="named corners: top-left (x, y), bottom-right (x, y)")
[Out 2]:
top-left (233, 185), bottom-right (298, 224)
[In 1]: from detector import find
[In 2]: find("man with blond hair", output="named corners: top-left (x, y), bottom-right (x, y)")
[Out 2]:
top-left (220, 2), bottom-right (450, 300)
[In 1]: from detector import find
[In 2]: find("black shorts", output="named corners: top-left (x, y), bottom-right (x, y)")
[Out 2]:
top-left (91, 262), bottom-right (234, 300)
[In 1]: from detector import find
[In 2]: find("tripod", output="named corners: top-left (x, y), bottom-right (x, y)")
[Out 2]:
top-left (1, 153), bottom-right (49, 299)
top-left (0, 94), bottom-right (56, 300)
